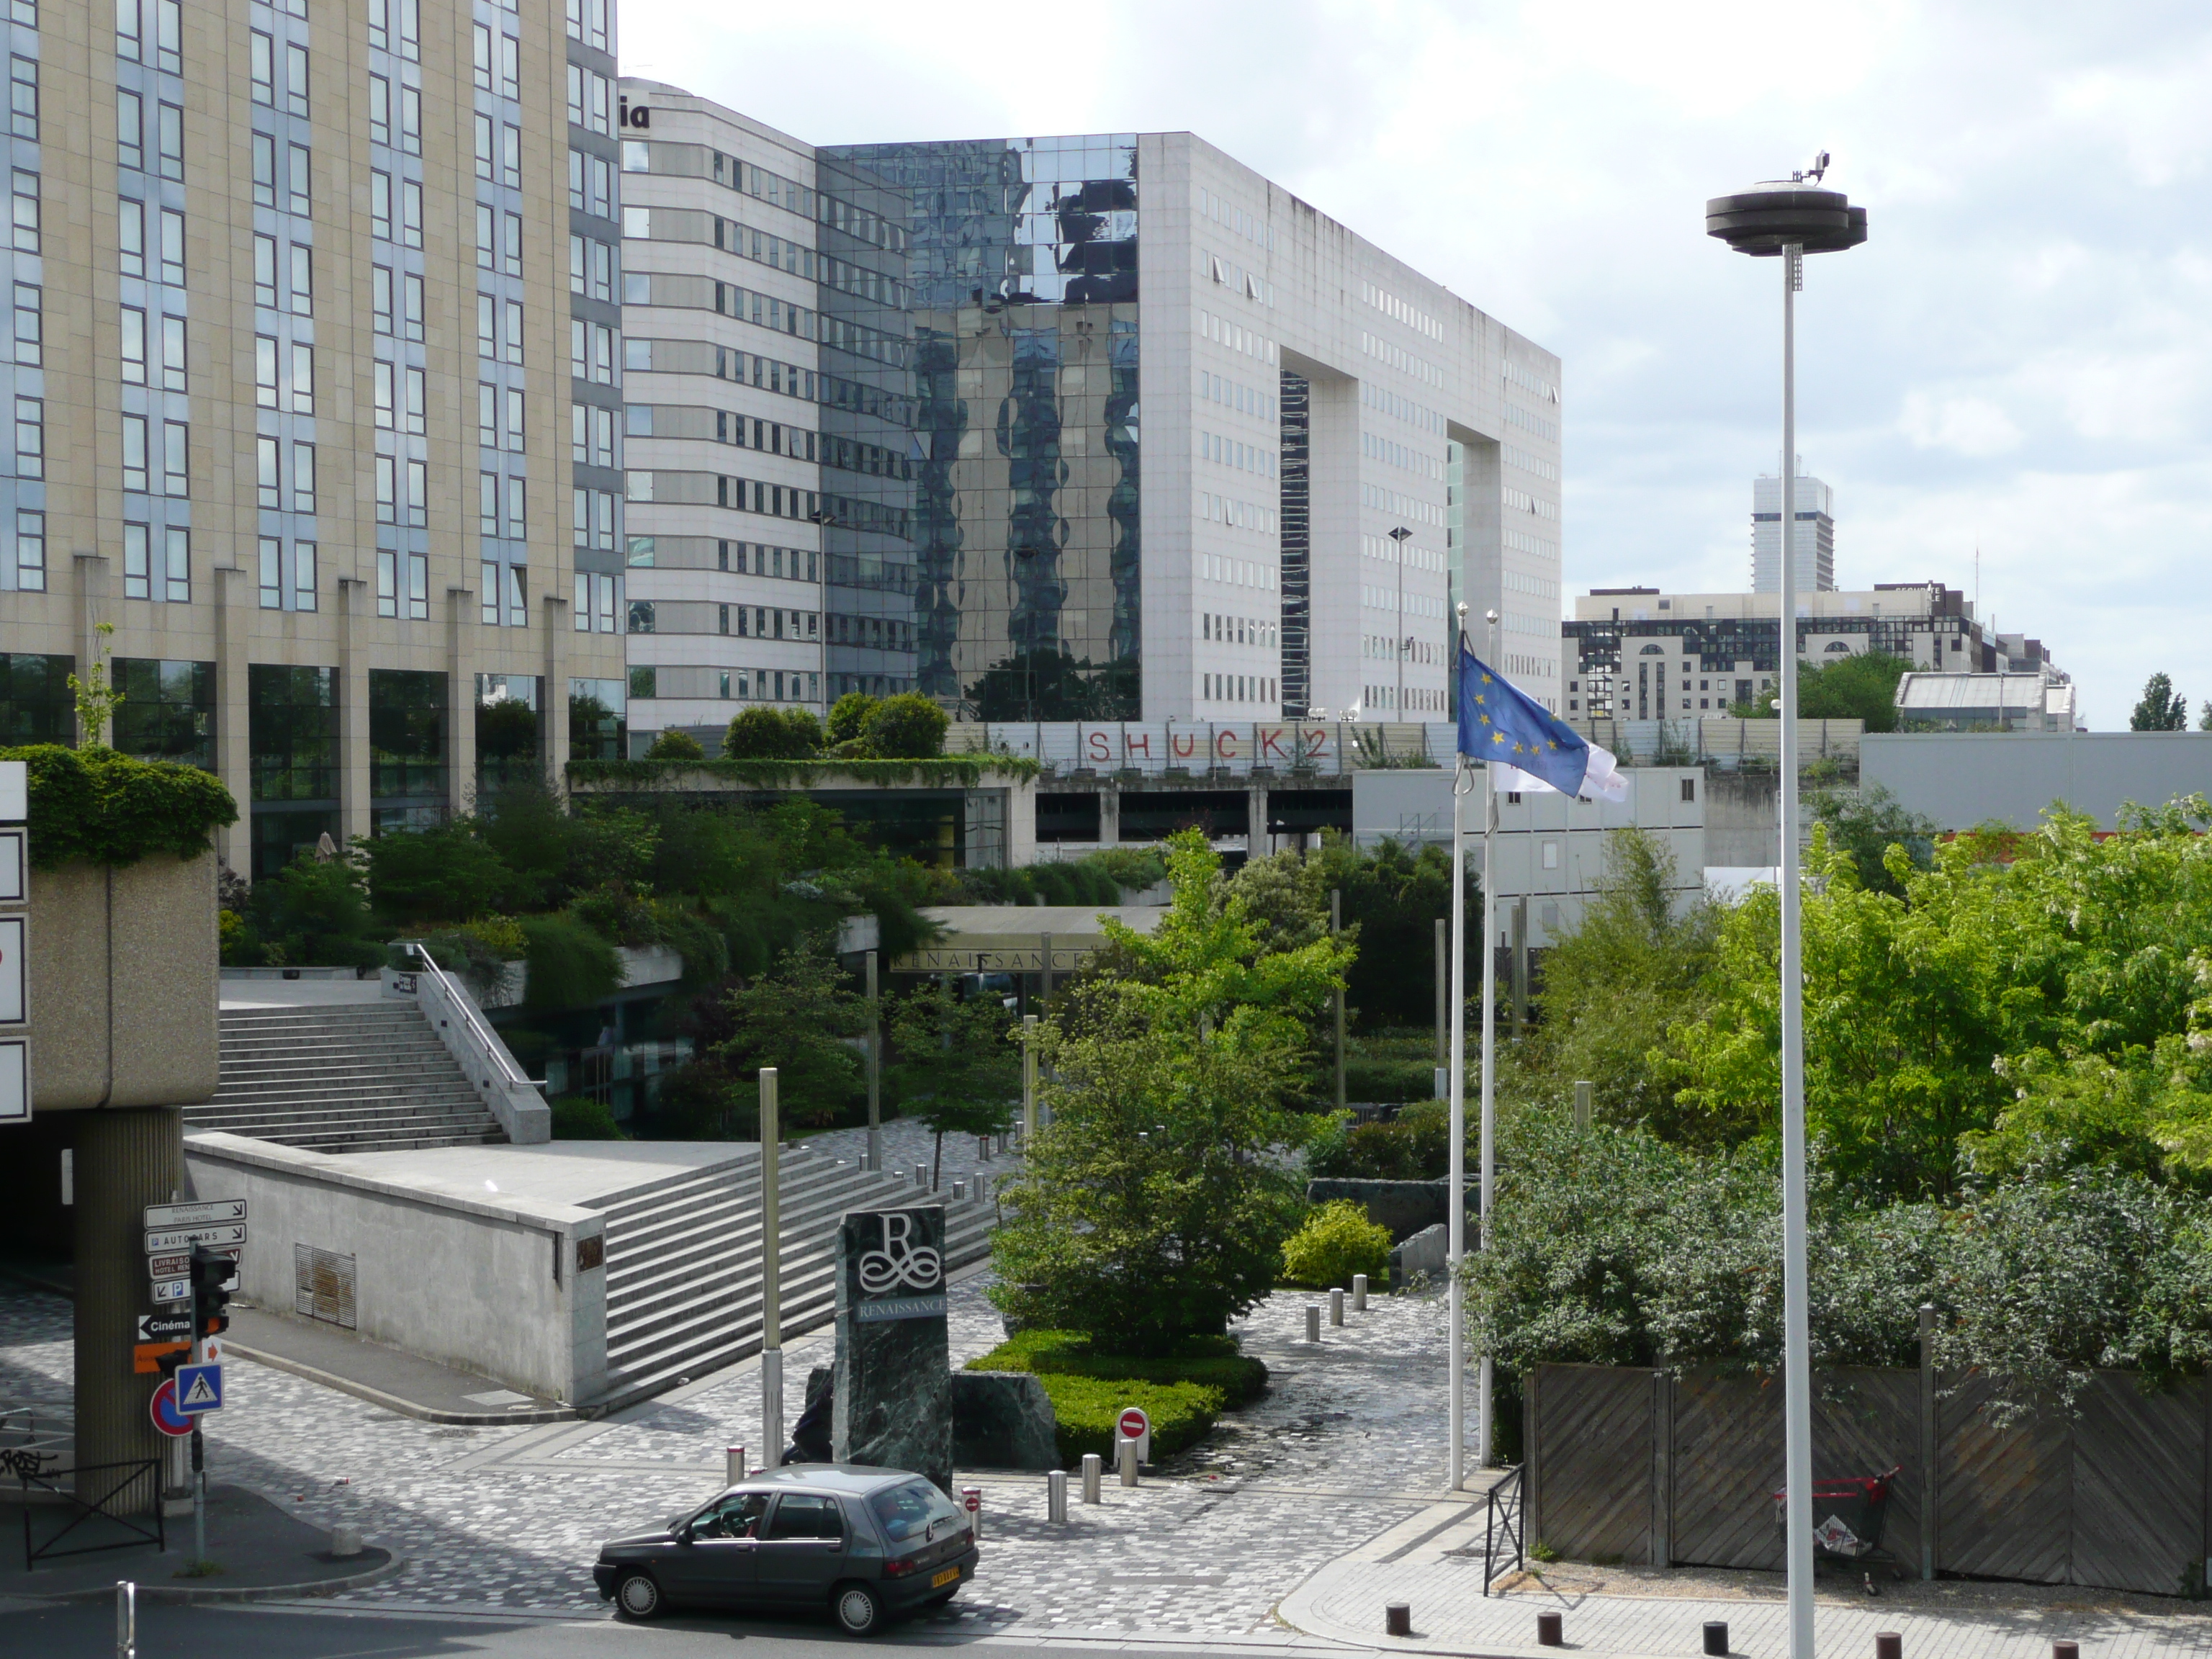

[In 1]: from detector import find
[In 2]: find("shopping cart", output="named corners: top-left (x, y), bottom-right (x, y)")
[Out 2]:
top-left (1772, 1465), bottom-right (1905, 1593)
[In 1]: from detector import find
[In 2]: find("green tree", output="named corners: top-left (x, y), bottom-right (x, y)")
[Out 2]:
top-left (708, 932), bottom-right (861, 1127)
top-left (2131, 672), bottom-right (2188, 731)
top-left (2200, 700), bottom-right (2212, 733)
top-left (723, 706), bottom-right (823, 759)
top-left (888, 980), bottom-right (1019, 1186)
top-left (826, 691), bottom-right (880, 749)
top-left (863, 692), bottom-right (948, 759)
top-left (1808, 783), bottom-right (1938, 899)
top-left (644, 727), bottom-right (706, 760)
top-left (68, 621), bottom-right (125, 747)
top-left (1735, 650), bottom-right (1912, 731)
top-left (991, 832), bottom-right (1352, 1351)
top-left (248, 850), bottom-right (386, 968)
top-left (359, 819), bottom-right (518, 923)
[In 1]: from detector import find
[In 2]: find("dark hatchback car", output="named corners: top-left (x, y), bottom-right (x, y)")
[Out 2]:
top-left (593, 1464), bottom-right (979, 1634)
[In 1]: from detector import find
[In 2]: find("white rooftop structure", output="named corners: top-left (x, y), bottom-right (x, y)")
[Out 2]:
top-left (1894, 672), bottom-right (2079, 733)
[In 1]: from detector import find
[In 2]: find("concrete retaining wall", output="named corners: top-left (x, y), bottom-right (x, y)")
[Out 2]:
top-left (180, 1132), bottom-right (607, 1403)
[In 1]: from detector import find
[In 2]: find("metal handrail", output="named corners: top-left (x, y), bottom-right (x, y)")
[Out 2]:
top-left (395, 940), bottom-right (528, 1089)
top-left (19, 1458), bottom-right (164, 1569)
top-left (1481, 1462), bottom-right (1525, 1596)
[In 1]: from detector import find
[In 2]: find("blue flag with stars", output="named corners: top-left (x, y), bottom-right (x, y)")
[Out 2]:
top-left (1455, 641), bottom-right (1599, 796)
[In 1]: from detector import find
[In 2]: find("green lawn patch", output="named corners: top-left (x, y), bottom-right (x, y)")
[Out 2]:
top-left (964, 1328), bottom-right (1269, 1467)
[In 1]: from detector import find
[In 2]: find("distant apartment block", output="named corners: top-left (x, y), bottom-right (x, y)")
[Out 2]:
top-left (1752, 464), bottom-right (1835, 593)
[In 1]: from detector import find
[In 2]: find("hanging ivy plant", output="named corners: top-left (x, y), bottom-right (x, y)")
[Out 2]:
top-left (1, 745), bottom-right (238, 870)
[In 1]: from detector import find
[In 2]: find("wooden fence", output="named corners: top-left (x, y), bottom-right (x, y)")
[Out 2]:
top-left (1525, 1360), bottom-right (2211, 1596)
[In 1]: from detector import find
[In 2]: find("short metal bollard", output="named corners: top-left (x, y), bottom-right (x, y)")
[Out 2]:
top-left (116, 1581), bottom-right (135, 1659)
top-left (2052, 1646), bottom-right (2080, 1659)
top-left (1082, 1452), bottom-right (1102, 1503)
top-left (1118, 1439), bottom-right (1138, 1486)
top-left (979, 1134), bottom-right (992, 1162)
top-left (961, 1487), bottom-right (981, 1539)
top-left (953, 1179), bottom-right (967, 1200)
top-left (1352, 1273), bottom-right (1368, 1312)
top-left (1875, 1634), bottom-right (1902, 1659)
top-left (974, 1173), bottom-right (990, 1203)
top-left (1305, 1304), bottom-right (1321, 1341)
top-left (1537, 1611), bottom-right (1564, 1647)
top-left (1329, 1287), bottom-right (1344, 1326)
top-left (1703, 1620), bottom-right (1730, 1656)
top-left (725, 1444), bottom-right (747, 1483)
top-left (1385, 1603), bottom-right (1412, 1638)
top-left (1047, 1468), bottom-right (1069, 1523)
top-left (914, 1164), bottom-right (929, 1189)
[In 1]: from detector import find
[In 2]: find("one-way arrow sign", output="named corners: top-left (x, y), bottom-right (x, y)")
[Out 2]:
top-left (143, 1199), bottom-right (247, 1229)
top-left (145, 1222), bottom-right (247, 1254)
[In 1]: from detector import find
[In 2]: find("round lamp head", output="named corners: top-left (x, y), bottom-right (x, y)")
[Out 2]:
top-left (1706, 181), bottom-right (1867, 257)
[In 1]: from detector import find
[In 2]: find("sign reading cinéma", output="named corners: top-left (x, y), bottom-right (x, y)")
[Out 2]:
top-left (848, 1208), bottom-right (946, 1323)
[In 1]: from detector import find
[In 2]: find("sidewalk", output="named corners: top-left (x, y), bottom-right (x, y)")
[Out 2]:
top-left (1277, 1499), bottom-right (2212, 1659)
top-left (224, 1305), bottom-right (575, 1424)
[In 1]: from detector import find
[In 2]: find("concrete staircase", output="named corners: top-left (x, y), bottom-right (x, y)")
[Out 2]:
top-left (592, 1145), bottom-right (995, 1407)
top-left (193, 1004), bottom-right (505, 1153)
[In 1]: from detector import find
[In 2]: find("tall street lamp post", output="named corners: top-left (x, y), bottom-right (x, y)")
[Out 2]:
top-left (1389, 526), bottom-right (1413, 716)
top-left (1705, 161), bottom-right (1866, 1659)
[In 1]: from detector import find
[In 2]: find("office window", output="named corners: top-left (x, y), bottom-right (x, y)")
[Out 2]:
top-left (156, 0), bottom-right (180, 70)
top-left (285, 43), bottom-right (309, 117)
top-left (568, 234), bottom-right (585, 295)
top-left (289, 341), bottom-right (313, 413)
top-left (504, 300), bottom-right (523, 365)
top-left (14, 510), bottom-right (42, 591)
top-left (369, 73), bottom-right (390, 143)
top-left (405, 552), bottom-right (428, 619)
top-left (572, 485), bottom-right (587, 539)
top-left (590, 155), bottom-right (611, 216)
top-left (11, 168), bottom-right (37, 253)
top-left (161, 315), bottom-right (186, 391)
top-left (258, 537), bottom-right (282, 608)
top-left (477, 293), bottom-right (495, 358)
top-left (506, 565), bottom-right (526, 629)
top-left (254, 235), bottom-right (277, 307)
top-left (406, 459), bottom-right (426, 528)
top-left (375, 455), bottom-right (396, 522)
top-left (371, 169), bottom-right (392, 237)
top-left (504, 476), bottom-right (525, 539)
top-left (377, 547), bottom-right (397, 615)
top-left (251, 32), bottom-right (274, 103)
top-left (570, 403), bottom-right (587, 464)
top-left (251, 132), bottom-right (276, 206)
top-left (570, 318), bottom-right (585, 377)
top-left (374, 361), bottom-right (395, 428)
top-left (119, 0), bottom-right (143, 58)
top-left (258, 436), bottom-right (280, 508)
top-left (498, 33), bottom-right (518, 99)
top-left (293, 542), bottom-right (316, 611)
top-left (123, 415), bottom-right (150, 493)
top-left (478, 471), bottom-right (497, 535)
top-left (291, 441), bottom-right (315, 513)
top-left (119, 92), bottom-right (150, 174)
top-left (503, 212), bottom-right (523, 277)
top-left (592, 323), bottom-right (613, 384)
top-left (371, 0), bottom-right (421, 59)
top-left (160, 421), bottom-right (184, 495)
top-left (287, 143), bottom-right (311, 215)
top-left (477, 383), bottom-right (496, 446)
top-left (504, 387), bottom-right (523, 451)
top-left (481, 560), bottom-right (499, 624)
top-left (474, 113), bottom-right (493, 181)
top-left (372, 264), bottom-right (395, 333)
top-left (404, 365), bottom-right (424, 434)
top-left (394, 82), bottom-right (421, 153)
top-left (472, 23), bottom-right (492, 91)
top-left (567, 148), bottom-right (583, 210)
top-left (565, 64), bottom-right (584, 126)
top-left (475, 203), bottom-right (494, 268)
top-left (592, 238), bottom-right (613, 302)
top-left (6, 57), bottom-right (31, 143)
top-left (120, 200), bottom-right (146, 277)
top-left (12, 282), bottom-right (37, 367)
top-left (124, 523), bottom-right (150, 598)
top-left (289, 244), bottom-right (312, 315)
top-left (120, 306), bottom-right (148, 384)
top-left (592, 405), bottom-right (613, 467)
top-left (400, 179), bottom-right (421, 246)
top-left (163, 527), bottom-right (189, 602)
top-left (159, 209), bottom-right (184, 283)
top-left (13, 396), bottom-right (39, 480)
top-left (156, 102), bottom-right (181, 180)
top-left (403, 272), bottom-right (424, 340)
top-left (588, 71), bottom-right (608, 135)
top-left (500, 123), bottom-right (520, 189)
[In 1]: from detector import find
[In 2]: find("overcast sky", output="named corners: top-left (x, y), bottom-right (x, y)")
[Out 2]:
top-left (624, 0), bottom-right (2212, 731)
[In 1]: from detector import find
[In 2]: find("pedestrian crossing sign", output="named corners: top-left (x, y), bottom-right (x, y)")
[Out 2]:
top-left (176, 1361), bottom-right (222, 1414)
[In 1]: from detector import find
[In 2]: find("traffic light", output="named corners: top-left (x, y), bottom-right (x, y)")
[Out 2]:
top-left (189, 1245), bottom-right (233, 1339)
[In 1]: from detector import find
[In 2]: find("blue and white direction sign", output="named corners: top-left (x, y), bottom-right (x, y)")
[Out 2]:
top-left (144, 1200), bottom-right (248, 1256)
top-left (175, 1362), bottom-right (222, 1415)
top-left (151, 1277), bottom-right (190, 1304)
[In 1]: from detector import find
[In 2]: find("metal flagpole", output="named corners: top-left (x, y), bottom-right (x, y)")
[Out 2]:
top-left (1446, 607), bottom-right (1470, 1491)
top-left (1778, 242), bottom-right (1815, 1659)
top-left (760, 1066), bottom-right (783, 1470)
top-left (1477, 608), bottom-right (1500, 1467)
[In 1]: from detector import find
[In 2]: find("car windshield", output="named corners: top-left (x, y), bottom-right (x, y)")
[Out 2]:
top-left (868, 1479), bottom-right (963, 1545)
top-left (691, 1491), bottom-right (770, 1539)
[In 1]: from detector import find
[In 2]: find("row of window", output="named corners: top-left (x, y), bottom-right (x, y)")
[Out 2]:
top-left (622, 337), bottom-right (909, 428)
top-left (567, 233), bottom-right (617, 300)
top-left (576, 570), bottom-right (621, 633)
top-left (1199, 429), bottom-right (1274, 479)
top-left (367, 74), bottom-right (421, 153)
top-left (626, 600), bottom-right (818, 640)
top-left (1502, 486), bottom-right (1560, 522)
top-left (568, 149), bottom-right (618, 218)
top-left (575, 487), bottom-right (621, 550)
top-left (1362, 280), bottom-right (1443, 343)
top-left (248, 30), bottom-right (310, 116)
top-left (1501, 526), bottom-right (1559, 565)
top-left (249, 133), bottom-right (310, 213)
top-left (119, 199), bottom-right (184, 282)
top-left (630, 665), bottom-right (819, 704)
top-left (1360, 482), bottom-right (1444, 528)
top-left (563, 0), bottom-right (611, 53)
top-left (1205, 673), bottom-right (1277, 705)
top-left (1360, 534), bottom-right (1445, 573)
top-left (1200, 552), bottom-right (1274, 591)
top-left (1208, 251), bottom-right (1274, 310)
top-left (620, 268), bottom-right (908, 368)
top-left (1503, 401), bottom-right (1559, 444)
top-left (1360, 586), bottom-right (1447, 621)
top-left (121, 307), bottom-right (184, 390)
top-left (1360, 380), bottom-right (1445, 437)
top-left (370, 0), bottom-right (424, 60)
top-left (1202, 613), bottom-right (1277, 649)
top-left (256, 436), bottom-right (316, 513)
top-left (570, 400), bottom-right (613, 466)
top-left (116, 0), bottom-right (184, 71)
top-left (1364, 430), bottom-right (1442, 481)
top-left (1198, 186), bottom-right (1277, 255)
top-left (479, 561), bottom-right (528, 627)
top-left (472, 116), bottom-right (523, 189)
top-left (252, 234), bottom-right (315, 313)
top-left (477, 473), bottom-right (529, 539)
top-left (1196, 367), bottom-right (1275, 423)
top-left (1200, 491), bottom-right (1274, 536)
top-left (1501, 568), bottom-right (1560, 601)
top-left (1503, 443), bottom-right (1557, 482)
top-left (1502, 358), bottom-right (1560, 405)
top-left (260, 536), bottom-right (318, 612)
top-left (1359, 683), bottom-right (1445, 714)
top-left (1360, 330), bottom-right (1442, 390)
top-left (11, 394), bottom-right (37, 477)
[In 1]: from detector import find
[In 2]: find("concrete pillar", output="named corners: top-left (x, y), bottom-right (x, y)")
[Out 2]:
top-left (1246, 786), bottom-right (1268, 857)
top-left (336, 577), bottom-right (372, 845)
top-left (541, 589), bottom-right (571, 786)
top-left (447, 588), bottom-right (477, 816)
top-left (73, 1106), bottom-right (184, 1514)
top-left (1097, 785), bottom-right (1120, 846)
top-left (210, 563), bottom-right (253, 877)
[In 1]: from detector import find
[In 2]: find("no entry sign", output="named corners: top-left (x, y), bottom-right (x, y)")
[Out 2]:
top-left (1117, 1405), bottom-right (1151, 1462)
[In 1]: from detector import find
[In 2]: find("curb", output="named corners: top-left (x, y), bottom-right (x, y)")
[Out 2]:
top-left (32, 1547), bottom-right (407, 1605)
top-left (225, 1341), bottom-right (580, 1426)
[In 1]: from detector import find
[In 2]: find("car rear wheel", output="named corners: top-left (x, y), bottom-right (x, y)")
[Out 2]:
top-left (613, 1569), bottom-right (662, 1621)
top-left (833, 1581), bottom-right (885, 1635)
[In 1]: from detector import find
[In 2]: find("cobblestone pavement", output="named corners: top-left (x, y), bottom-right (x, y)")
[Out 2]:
top-left (803, 1113), bottom-right (1016, 1198)
top-left (0, 1273), bottom-right (1460, 1637)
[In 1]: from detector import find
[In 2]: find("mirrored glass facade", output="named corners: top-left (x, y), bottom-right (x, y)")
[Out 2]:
top-left (822, 135), bottom-right (1143, 720)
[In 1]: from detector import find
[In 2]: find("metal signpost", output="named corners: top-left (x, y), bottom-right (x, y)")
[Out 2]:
top-left (145, 1200), bottom-right (244, 1565)
top-left (0, 759), bottom-right (28, 1127)
top-left (759, 1067), bottom-right (782, 1471)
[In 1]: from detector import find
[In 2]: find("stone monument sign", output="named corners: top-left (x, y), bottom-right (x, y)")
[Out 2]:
top-left (832, 1204), bottom-right (952, 1491)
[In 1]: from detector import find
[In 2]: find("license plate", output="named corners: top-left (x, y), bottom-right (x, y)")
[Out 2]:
top-left (930, 1565), bottom-right (961, 1588)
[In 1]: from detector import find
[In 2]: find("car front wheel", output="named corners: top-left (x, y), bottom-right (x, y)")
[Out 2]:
top-left (613, 1568), bottom-right (662, 1621)
top-left (832, 1580), bottom-right (885, 1635)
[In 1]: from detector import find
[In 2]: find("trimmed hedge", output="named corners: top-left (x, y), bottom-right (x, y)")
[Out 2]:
top-left (567, 755), bottom-right (1040, 789)
top-left (2, 744), bottom-right (237, 869)
top-left (965, 1328), bottom-right (1269, 1466)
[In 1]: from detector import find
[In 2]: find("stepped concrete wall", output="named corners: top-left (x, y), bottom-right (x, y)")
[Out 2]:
top-left (181, 1133), bottom-right (609, 1403)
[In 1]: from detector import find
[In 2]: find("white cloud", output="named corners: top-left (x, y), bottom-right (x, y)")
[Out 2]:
top-left (619, 0), bottom-right (2212, 729)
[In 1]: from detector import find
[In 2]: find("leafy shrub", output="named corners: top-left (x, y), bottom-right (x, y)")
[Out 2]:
top-left (1344, 1056), bottom-right (1441, 1104)
top-left (863, 692), bottom-right (948, 759)
top-left (652, 1061), bottom-right (753, 1138)
top-left (1028, 1373), bottom-right (1223, 1468)
top-left (826, 691), bottom-right (879, 747)
top-left (247, 853), bottom-right (386, 969)
top-left (411, 917), bottom-right (525, 999)
top-left (644, 728), bottom-right (707, 760)
top-left (1282, 1200), bottom-right (1393, 1288)
top-left (723, 706), bottom-right (822, 760)
top-left (1309, 1108), bottom-right (1447, 1179)
top-left (967, 1328), bottom-right (1268, 1407)
top-left (551, 1097), bottom-right (624, 1139)
top-left (2, 743), bottom-right (237, 869)
top-left (519, 913), bottom-right (621, 1012)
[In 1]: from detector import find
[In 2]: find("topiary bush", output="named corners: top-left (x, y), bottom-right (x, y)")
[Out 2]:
top-left (1281, 1199), bottom-right (1393, 1289)
top-left (722, 706), bottom-right (822, 760)
top-left (966, 1328), bottom-right (1268, 1407)
top-left (550, 1097), bottom-right (624, 1139)
top-left (644, 727), bottom-right (707, 760)
top-left (863, 692), bottom-right (948, 760)
top-left (1029, 1373), bottom-right (1222, 1468)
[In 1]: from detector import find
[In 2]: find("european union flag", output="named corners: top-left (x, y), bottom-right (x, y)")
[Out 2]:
top-left (1455, 642), bottom-right (1624, 800)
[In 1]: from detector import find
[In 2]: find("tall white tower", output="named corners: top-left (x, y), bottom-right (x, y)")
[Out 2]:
top-left (1753, 464), bottom-right (1835, 593)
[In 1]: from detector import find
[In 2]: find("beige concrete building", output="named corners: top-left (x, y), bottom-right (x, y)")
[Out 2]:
top-left (0, 0), bottom-right (627, 876)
